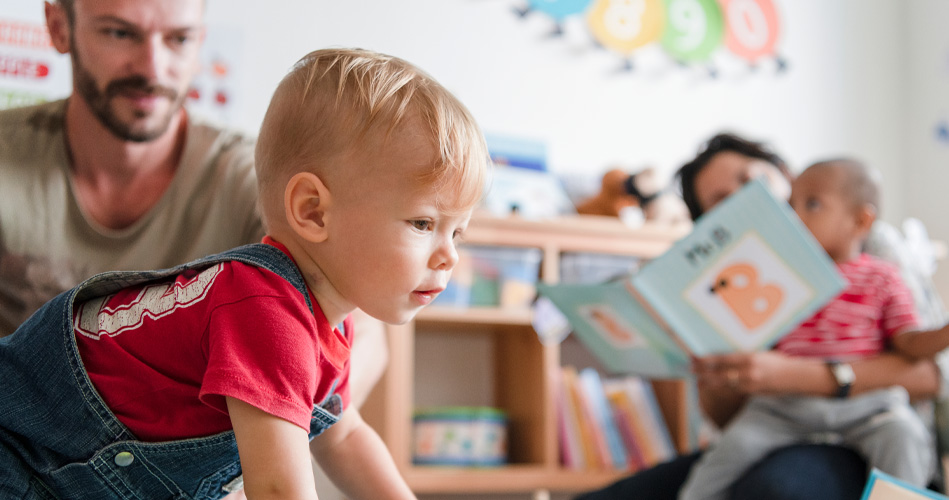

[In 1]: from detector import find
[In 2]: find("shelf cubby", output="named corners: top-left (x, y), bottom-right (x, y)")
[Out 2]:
top-left (361, 214), bottom-right (690, 495)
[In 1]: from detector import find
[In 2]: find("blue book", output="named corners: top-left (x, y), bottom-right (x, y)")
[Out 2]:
top-left (860, 469), bottom-right (948, 499)
top-left (577, 367), bottom-right (629, 469)
top-left (536, 178), bottom-right (846, 377)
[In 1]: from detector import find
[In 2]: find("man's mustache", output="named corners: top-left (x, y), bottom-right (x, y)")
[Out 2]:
top-left (105, 76), bottom-right (178, 100)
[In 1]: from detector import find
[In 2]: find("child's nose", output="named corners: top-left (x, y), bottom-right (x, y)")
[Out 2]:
top-left (431, 239), bottom-right (459, 271)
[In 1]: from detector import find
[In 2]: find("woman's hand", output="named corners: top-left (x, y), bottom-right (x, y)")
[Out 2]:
top-left (695, 350), bottom-right (942, 399)
top-left (693, 350), bottom-right (943, 429)
top-left (693, 350), bottom-right (810, 395)
top-left (693, 351), bottom-right (837, 428)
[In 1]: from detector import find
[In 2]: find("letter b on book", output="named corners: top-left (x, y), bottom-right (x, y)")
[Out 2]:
top-left (709, 262), bottom-right (784, 330)
top-left (684, 232), bottom-right (812, 351)
top-left (632, 178), bottom-right (846, 355)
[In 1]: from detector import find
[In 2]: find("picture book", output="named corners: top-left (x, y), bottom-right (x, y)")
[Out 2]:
top-left (536, 178), bottom-right (847, 377)
top-left (860, 469), bottom-right (949, 500)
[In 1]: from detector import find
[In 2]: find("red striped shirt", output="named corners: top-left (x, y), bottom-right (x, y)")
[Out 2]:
top-left (776, 254), bottom-right (918, 361)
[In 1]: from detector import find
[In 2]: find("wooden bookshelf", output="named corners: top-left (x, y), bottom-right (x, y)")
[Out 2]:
top-left (360, 213), bottom-right (691, 496)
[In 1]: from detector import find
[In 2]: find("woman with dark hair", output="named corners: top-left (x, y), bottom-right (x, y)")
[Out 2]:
top-left (576, 132), bottom-right (942, 500)
top-left (676, 133), bottom-right (791, 221)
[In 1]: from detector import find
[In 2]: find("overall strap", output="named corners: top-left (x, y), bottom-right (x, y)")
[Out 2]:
top-left (74, 243), bottom-right (314, 314)
top-left (0, 243), bottom-right (317, 498)
top-left (194, 243), bottom-right (314, 314)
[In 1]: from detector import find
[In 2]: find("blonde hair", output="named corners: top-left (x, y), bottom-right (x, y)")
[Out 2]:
top-left (255, 48), bottom-right (489, 229)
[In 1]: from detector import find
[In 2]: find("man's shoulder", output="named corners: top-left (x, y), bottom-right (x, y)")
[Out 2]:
top-left (185, 112), bottom-right (256, 154)
top-left (178, 115), bottom-right (255, 192)
top-left (0, 99), bottom-right (65, 138)
top-left (183, 113), bottom-right (257, 178)
top-left (0, 100), bottom-right (67, 169)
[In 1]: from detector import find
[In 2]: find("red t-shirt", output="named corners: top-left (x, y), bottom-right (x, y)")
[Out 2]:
top-left (74, 239), bottom-right (351, 442)
top-left (776, 254), bottom-right (919, 360)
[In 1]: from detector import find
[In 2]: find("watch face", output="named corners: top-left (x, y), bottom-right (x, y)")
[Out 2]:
top-left (829, 362), bottom-right (855, 398)
top-left (833, 363), bottom-right (855, 385)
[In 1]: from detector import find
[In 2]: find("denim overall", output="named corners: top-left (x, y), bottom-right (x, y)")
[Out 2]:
top-left (0, 244), bottom-right (343, 499)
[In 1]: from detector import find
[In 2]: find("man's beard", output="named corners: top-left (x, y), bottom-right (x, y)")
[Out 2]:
top-left (71, 51), bottom-right (185, 143)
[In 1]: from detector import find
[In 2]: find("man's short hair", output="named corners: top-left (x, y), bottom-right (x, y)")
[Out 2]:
top-left (56, 0), bottom-right (75, 24)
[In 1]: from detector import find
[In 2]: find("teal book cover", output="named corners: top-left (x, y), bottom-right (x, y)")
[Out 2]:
top-left (536, 178), bottom-right (846, 376)
top-left (536, 279), bottom-right (691, 377)
top-left (860, 469), bottom-right (948, 499)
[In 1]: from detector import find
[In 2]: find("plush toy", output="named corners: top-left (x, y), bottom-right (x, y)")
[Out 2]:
top-left (575, 167), bottom-right (690, 226)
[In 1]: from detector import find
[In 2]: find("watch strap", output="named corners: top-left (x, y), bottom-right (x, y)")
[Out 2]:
top-left (827, 360), bottom-right (855, 399)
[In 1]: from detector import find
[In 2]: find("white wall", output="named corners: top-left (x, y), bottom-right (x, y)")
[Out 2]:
top-left (906, 0), bottom-right (949, 303)
top-left (2, 0), bottom-right (921, 226)
top-left (207, 0), bottom-right (949, 302)
top-left (203, 1), bottom-right (903, 190)
top-left (204, 1), bottom-right (932, 237)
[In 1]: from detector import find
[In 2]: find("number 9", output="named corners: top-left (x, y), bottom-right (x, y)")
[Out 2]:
top-left (660, 0), bottom-right (724, 62)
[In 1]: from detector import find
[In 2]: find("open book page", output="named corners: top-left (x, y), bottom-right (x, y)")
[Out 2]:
top-left (633, 178), bottom-right (846, 355)
top-left (536, 178), bottom-right (847, 376)
top-left (536, 279), bottom-right (690, 377)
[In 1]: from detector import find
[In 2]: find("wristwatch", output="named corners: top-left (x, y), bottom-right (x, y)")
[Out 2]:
top-left (827, 361), bottom-right (855, 398)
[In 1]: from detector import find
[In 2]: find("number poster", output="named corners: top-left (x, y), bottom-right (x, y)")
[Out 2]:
top-left (519, 0), bottom-right (785, 69)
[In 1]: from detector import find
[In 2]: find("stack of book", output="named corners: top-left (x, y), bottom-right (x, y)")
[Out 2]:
top-left (557, 366), bottom-right (676, 471)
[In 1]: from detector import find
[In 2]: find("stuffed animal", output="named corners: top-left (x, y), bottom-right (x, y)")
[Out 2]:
top-left (575, 167), bottom-right (690, 226)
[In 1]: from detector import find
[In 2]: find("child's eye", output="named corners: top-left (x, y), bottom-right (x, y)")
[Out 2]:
top-left (411, 220), bottom-right (433, 232)
top-left (805, 198), bottom-right (820, 210)
top-left (452, 229), bottom-right (464, 241)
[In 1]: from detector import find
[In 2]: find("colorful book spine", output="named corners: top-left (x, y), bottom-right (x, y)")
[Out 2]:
top-left (624, 377), bottom-right (676, 463)
top-left (578, 367), bottom-right (630, 469)
top-left (561, 366), bottom-right (601, 469)
top-left (573, 374), bottom-right (613, 469)
top-left (605, 388), bottom-right (648, 470)
top-left (555, 368), bottom-right (584, 469)
top-left (557, 367), bottom-right (679, 471)
top-left (603, 378), bottom-right (659, 466)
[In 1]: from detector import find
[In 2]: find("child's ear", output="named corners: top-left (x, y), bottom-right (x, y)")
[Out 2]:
top-left (284, 172), bottom-right (332, 243)
top-left (44, 2), bottom-right (71, 55)
top-left (856, 203), bottom-right (877, 234)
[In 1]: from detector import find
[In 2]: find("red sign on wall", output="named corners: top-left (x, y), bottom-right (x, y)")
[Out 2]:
top-left (0, 54), bottom-right (50, 79)
top-left (0, 20), bottom-right (52, 50)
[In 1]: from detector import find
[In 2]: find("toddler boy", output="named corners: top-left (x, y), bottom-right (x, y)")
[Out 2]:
top-left (0, 48), bottom-right (488, 499)
top-left (680, 159), bottom-right (949, 500)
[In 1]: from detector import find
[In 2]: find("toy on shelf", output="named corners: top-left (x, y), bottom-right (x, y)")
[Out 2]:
top-left (575, 167), bottom-right (690, 227)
